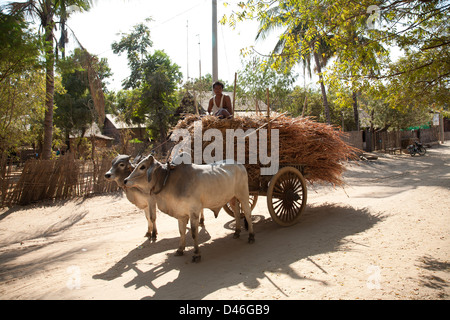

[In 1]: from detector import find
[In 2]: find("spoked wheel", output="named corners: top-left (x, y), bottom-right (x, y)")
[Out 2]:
top-left (223, 193), bottom-right (259, 218)
top-left (267, 166), bottom-right (307, 227)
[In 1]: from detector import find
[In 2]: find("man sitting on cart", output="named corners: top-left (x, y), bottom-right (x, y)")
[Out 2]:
top-left (208, 81), bottom-right (233, 119)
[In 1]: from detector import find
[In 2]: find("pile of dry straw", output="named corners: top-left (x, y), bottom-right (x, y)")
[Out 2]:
top-left (174, 114), bottom-right (360, 188)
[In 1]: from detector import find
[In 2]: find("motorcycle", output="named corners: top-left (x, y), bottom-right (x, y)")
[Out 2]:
top-left (407, 141), bottom-right (426, 156)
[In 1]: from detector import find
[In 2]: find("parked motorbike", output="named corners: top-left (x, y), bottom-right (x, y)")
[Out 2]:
top-left (407, 141), bottom-right (426, 156)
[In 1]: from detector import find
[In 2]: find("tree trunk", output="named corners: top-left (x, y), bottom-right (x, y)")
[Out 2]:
top-left (59, 0), bottom-right (67, 59)
top-left (301, 94), bottom-right (307, 117)
top-left (352, 91), bottom-right (360, 131)
top-left (42, 16), bottom-right (55, 160)
top-left (313, 51), bottom-right (331, 124)
top-left (369, 109), bottom-right (375, 151)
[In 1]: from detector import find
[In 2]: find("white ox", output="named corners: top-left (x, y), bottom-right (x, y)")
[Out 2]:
top-left (123, 155), bottom-right (255, 262)
top-left (105, 155), bottom-right (158, 240)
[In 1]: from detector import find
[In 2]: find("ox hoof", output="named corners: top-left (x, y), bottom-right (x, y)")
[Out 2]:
top-left (192, 255), bottom-right (201, 263)
top-left (145, 232), bottom-right (157, 242)
top-left (233, 231), bottom-right (240, 239)
top-left (175, 249), bottom-right (184, 256)
top-left (248, 233), bottom-right (255, 244)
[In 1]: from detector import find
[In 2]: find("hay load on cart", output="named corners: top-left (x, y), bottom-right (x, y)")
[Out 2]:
top-left (172, 113), bottom-right (359, 226)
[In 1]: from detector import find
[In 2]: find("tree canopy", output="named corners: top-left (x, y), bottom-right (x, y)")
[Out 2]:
top-left (54, 48), bottom-right (112, 142)
top-left (6, 0), bottom-right (93, 159)
top-left (111, 21), bottom-right (182, 151)
top-left (0, 11), bottom-right (43, 157)
top-left (221, 0), bottom-right (449, 118)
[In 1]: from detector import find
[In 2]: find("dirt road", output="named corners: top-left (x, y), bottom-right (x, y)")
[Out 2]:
top-left (0, 145), bottom-right (449, 300)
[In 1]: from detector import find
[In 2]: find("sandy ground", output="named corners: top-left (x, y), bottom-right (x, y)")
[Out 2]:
top-left (0, 145), bottom-right (449, 300)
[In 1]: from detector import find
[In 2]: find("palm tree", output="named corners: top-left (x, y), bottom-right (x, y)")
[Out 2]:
top-left (255, 5), bottom-right (334, 124)
top-left (336, 27), bottom-right (387, 131)
top-left (8, 0), bottom-right (92, 159)
top-left (311, 38), bottom-right (333, 124)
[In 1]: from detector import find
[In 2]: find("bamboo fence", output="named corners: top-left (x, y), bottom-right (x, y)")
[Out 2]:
top-left (0, 155), bottom-right (119, 208)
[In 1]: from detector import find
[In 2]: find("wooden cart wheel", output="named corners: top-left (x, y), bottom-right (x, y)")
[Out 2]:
top-left (223, 194), bottom-right (258, 218)
top-left (267, 166), bottom-right (307, 226)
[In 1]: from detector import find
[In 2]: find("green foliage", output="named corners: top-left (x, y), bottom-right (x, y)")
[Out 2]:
top-left (54, 49), bottom-right (94, 139)
top-left (380, 48), bottom-right (449, 112)
top-left (222, 0), bottom-right (449, 126)
top-left (129, 138), bottom-right (143, 144)
top-left (114, 88), bottom-right (144, 125)
top-left (140, 50), bottom-right (182, 142)
top-left (357, 89), bottom-right (433, 131)
top-left (0, 11), bottom-right (41, 82)
top-left (6, 0), bottom-right (95, 159)
top-left (0, 70), bottom-right (47, 154)
top-left (184, 73), bottom-right (232, 92)
top-left (112, 22), bottom-right (182, 145)
top-left (0, 11), bottom-right (44, 155)
top-left (282, 86), bottom-right (356, 130)
top-left (237, 51), bottom-right (297, 111)
top-left (111, 20), bottom-right (153, 90)
top-left (54, 49), bottom-right (111, 138)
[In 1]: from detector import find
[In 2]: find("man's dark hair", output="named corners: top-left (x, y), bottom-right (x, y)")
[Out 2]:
top-left (212, 81), bottom-right (224, 89)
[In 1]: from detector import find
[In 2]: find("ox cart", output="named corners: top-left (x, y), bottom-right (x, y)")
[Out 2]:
top-left (174, 110), bottom-right (355, 228)
top-left (222, 163), bottom-right (307, 227)
top-left (172, 115), bottom-right (310, 227)
top-left (172, 116), bottom-right (308, 227)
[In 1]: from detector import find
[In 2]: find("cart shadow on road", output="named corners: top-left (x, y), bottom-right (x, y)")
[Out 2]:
top-left (93, 203), bottom-right (384, 299)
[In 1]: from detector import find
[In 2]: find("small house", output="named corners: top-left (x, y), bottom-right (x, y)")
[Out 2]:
top-left (103, 114), bottom-right (147, 144)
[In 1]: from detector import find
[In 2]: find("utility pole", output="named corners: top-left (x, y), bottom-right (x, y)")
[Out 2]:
top-left (212, 0), bottom-right (218, 82)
